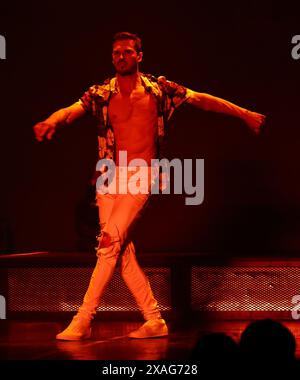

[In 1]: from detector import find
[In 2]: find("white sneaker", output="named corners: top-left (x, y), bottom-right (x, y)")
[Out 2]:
top-left (128, 318), bottom-right (168, 339)
top-left (56, 314), bottom-right (92, 341)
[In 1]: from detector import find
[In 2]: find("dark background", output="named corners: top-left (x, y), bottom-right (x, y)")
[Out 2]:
top-left (0, 0), bottom-right (300, 255)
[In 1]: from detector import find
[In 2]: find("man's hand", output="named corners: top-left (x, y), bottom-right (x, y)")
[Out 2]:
top-left (244, 111), bottom-right (266, 134)
top-left (33, 103), bottom-right (86, 142)
top-left (33, 121), bottom-right (57, 142)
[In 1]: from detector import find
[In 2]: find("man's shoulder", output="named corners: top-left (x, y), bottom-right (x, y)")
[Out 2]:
top-left (141, 73), bottom-right (159, 82)
top-left (141, 73), bottom-right (171, 87)
top-left (140, 73), bottom-right (164, 94)
top-left (141, 73), bottom-right (182, 93)
top-left (86, 78), bottom-right (112, 94)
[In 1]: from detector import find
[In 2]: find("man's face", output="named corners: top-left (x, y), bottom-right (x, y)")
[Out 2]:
top-left (112, 39), bottom-right (142, 76)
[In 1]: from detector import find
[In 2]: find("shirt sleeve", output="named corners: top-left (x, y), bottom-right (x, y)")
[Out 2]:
top-left (78, 85), bottom-right (98, 114)
top-left (157, 76), bottom-right (191, 109)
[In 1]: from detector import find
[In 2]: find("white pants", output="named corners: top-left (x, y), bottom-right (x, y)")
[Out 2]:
top-left (78, 166), bottom-right (161, 321)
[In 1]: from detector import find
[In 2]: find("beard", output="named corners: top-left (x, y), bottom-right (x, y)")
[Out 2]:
top-left (114, 60), bottom-right (138, 76)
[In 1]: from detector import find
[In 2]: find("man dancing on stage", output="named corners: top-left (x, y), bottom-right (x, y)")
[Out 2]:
top-left (33, 32), bottom-right (265, 340)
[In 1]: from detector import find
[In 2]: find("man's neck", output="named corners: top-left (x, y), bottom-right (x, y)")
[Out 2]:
top-left (116, 71), bottom-right (141, 94)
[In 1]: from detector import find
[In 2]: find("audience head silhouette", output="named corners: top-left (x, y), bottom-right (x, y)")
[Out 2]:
top-left (239, 319), bottom-right (296, 374)
top-left (190, 332), bottom-right (239, 376)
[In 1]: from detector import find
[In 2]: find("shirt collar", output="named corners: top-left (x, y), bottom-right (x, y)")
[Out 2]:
top-left (109, 72), bottom-right (160, 97)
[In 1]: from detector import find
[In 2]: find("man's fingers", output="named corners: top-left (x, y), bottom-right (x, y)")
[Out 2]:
top-left (33, 122), bottom-right (56, 141)
top-left (37, 130), bottom-right (46, 141)
top-left (46, 128), bottom-right (55, 140)
top-left (257, 114), bottom-right (266, 132)
top-left (33, 127), bottom-right (43, 142)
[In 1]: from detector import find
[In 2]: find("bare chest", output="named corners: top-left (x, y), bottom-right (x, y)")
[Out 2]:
top-left (108, 87), bottom-right (157, 124)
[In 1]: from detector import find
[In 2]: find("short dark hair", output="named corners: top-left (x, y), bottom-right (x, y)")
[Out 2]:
top-left (112, 32), bottom-right (142, 53)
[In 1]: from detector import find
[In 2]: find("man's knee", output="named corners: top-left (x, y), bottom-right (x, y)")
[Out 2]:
top-left (96, 232), bottom-right (121, 260)
top-left (98, 231), bottom-right (112, 248)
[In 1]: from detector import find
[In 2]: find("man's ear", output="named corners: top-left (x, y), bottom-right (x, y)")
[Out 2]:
top-left (137, 51), bottom-right (143, 63)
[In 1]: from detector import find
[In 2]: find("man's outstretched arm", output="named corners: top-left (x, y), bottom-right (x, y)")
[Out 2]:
top-left (186, 89), bottom-right (266, 133)
top-left (33, 101), bottom-right (86, 142)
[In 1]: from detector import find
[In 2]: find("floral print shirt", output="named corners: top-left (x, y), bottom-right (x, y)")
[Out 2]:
top-left (79, 73), bottom-right (190, 189)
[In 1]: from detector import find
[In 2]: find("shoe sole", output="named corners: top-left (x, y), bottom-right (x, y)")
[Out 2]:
top-left (128, 331), bottom-right (169, 339)
top-left (56, 335), bottom-right (91, 341)
top-left (56, 330), bottom-right (92, 341)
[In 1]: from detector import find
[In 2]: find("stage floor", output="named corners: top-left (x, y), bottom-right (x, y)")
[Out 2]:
top-left (1, 319), bottom-right (300, 360)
